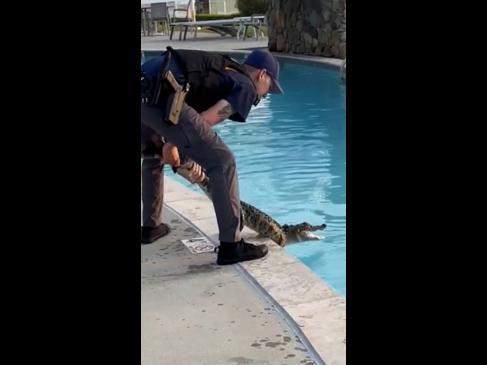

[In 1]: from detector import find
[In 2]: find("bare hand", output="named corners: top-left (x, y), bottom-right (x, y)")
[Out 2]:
top-left (188, 162), bottom-right (205, 183)
top-left (162, 143), bottom-right (180, 167)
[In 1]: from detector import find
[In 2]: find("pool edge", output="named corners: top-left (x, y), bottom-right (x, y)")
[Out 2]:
top-left (141, 48), bottom-right (344, 70)
top-left (163, 177), bottom-right (346, 365)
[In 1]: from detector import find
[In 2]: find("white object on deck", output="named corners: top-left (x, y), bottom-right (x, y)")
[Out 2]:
top-left (181, 237), bottom-right (216, 254)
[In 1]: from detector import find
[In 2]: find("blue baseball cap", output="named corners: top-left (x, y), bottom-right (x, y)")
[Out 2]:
top-left (244, 49), bottom-right (284, 94)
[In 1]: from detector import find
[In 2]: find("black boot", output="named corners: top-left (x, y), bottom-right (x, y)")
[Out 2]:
top-left (141, 223), bottom-right (170, 244)
top-left (215, 239), bottom-right (268, 265)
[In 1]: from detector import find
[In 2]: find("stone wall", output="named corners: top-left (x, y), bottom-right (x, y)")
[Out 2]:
top-left (267, 0), bottom-right (346, 59)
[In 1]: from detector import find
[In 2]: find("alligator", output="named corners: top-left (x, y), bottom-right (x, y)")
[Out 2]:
top-left (174, 159), bottom-right (326, 246)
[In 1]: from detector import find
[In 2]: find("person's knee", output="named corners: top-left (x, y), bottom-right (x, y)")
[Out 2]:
top-left (142, 155), bottom-right (163, 170)
top-left (218, 147), bottom-right (236, 168)
top-left (141, 146), bottom-right (162, 160)
top-left (206, 147), bottom-right (236, 174)
top-left (141, 124), bottom-right (163, 157)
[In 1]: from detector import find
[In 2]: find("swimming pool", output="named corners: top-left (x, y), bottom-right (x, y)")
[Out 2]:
top-left (142, 51), bottom-right (346, 296)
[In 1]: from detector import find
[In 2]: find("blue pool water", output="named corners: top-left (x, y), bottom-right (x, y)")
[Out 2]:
top-left (142, 52), bottom-right (346, 296)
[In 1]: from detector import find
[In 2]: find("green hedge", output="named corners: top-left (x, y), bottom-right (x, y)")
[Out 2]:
top-left (195, 13), bottom-right (241, 21)
top-left (236, 0), bottom-right (270, 16)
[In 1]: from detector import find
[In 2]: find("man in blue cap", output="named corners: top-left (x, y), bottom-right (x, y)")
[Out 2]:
top-left (141, 48), bottom-right (283, 265)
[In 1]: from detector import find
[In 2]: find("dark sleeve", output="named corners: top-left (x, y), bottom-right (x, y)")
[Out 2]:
top-left (223, 81), bottom-right (257, 123)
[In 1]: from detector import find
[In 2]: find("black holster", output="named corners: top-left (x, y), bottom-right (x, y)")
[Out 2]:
top-left (161, 70), bottom-right (190, 125)
top-left (142, 48), bottom-right (189, 125)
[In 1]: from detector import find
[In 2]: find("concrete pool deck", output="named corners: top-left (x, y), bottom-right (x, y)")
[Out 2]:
top-left (142, 179), bottom-right (346, 365)
top-left (141, 34), bottom-right (344, 69)
top-left (141, 34), bottom-right (345, 365)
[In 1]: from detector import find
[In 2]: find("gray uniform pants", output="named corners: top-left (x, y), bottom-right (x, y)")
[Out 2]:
top-left (141, 102), bottom-right (242, 243)
top-left (141, 124), bottom-right (164, 228)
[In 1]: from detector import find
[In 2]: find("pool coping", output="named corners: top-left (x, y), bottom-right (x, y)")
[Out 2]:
top-left (164, 178), bottom-right (346, 365)
top-left (227, 50), bottom-right (344, 70)
top-left (141, 48), bottom-right (344, 70)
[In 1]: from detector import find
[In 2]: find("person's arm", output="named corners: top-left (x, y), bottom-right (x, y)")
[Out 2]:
top-left (161, 100), bottom-right (233, 166)
top-left (162, 142), bottom-right (180, 167)
top-left (200, 99), bottom-right (235, 126)
top-left (162, 98), bottom-right (236, 163)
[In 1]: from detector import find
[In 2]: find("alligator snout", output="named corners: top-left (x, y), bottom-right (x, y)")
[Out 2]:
top-left (303, 223), bottom-right (327, 231)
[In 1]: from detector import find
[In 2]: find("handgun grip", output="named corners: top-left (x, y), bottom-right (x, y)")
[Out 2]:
top-left (164, 70), bottom-right (182, 92)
